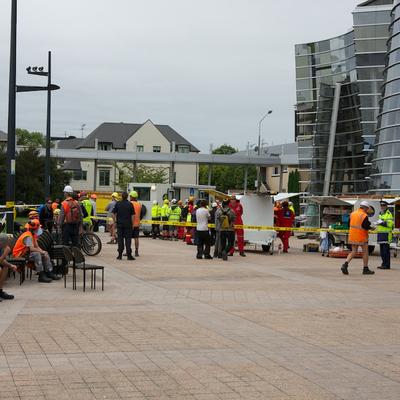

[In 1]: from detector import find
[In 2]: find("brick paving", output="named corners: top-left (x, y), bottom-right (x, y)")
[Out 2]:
top-left (1, 234), bottom-right (400, 399)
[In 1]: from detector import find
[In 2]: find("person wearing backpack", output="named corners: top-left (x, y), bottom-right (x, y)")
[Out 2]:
top-left (215, 199), bottom-right (236, 261)
top-left (59, 185), bottom-right (83, 247)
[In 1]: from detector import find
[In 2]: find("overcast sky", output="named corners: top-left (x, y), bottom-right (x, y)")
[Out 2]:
top-left (0, 0), bottom-right (362, 152)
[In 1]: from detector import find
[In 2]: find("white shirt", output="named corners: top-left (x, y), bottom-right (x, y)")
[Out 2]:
top-left (196, 207), bottom-right (210, 231)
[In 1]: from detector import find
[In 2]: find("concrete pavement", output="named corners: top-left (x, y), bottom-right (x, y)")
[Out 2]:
top-left (1, 234), bottom-right (400, 399)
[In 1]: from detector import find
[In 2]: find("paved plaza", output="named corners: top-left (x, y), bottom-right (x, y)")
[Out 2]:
top-left (1, 235), bottom-right (400, 400)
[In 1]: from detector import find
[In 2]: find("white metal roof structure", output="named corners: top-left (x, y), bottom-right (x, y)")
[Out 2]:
top-left (46, 148), bottom-right (282, 167)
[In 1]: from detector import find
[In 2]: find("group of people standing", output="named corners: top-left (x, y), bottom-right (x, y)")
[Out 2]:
top-left (150, 195), bottom-right (246, 261)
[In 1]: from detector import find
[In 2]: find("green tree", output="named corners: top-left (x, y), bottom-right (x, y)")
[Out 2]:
top-left (199, 144), bottom-right (257, 193)
top-left (116, 163), bottom-right (168, 190)
top-left (288, 169), bottom-right (300, 214)
top-left (16, 128), bottom-right (46, 147)
top-left (0, 146), bottom-right (71, 204)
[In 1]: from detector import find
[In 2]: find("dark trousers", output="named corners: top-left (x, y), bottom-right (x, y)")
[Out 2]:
top-left (197, 230), bottom-right (211, 257)
top-left (380, 243), bottom-right (391, 268)
top-left (220, 231), bottom-right (235, 255)
top-left (62, 223), bottom-right (80, 247)
top-left (117, 225), bottom-right (132, 256)
top-left (152, 217), bottom-right (160, 238)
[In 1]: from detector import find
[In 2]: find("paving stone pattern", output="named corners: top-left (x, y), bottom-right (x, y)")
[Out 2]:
top-left (1, 235), bottom-right (400, 399)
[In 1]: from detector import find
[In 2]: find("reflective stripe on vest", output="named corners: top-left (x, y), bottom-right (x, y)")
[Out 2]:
top-left (169, 206), bottom-right (181, 222)
top-left (13, 231), bottom-right (33, 258)
top-left (348, 208), bottom-right (368, 244)
top-left (82, 199), bottom-right (92, 224)
top-left (151, 205), bottom-right (161, 218)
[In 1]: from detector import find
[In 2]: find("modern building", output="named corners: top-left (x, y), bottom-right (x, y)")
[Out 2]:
top-left (56, 120), bottom-right (200, 192)
top-left (295, 0), bottom-right (393, 195)
top-left (371, 0), bottom-right (400, 193)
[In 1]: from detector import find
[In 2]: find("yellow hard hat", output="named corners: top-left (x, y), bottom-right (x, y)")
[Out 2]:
top-left (53, 208), bottom-right (61, 215)
top-left (164, 199), bottom-right (169, 204)
top-left (130, 190), bottom-right (138, 198)
top-left (111, 192), bottom-right (119, 199)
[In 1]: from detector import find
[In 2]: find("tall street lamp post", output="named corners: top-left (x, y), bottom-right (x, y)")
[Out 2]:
top-left (25, 51), bottom-right (57, 199)
top-left (5, 0), bottom-right (17, 234)
top-left (6, 0), bottom-right (60, 233)
top-left (256, 110), bottom-right (273, 191)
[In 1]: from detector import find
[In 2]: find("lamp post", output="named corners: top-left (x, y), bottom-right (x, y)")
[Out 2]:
top-left (5, 0), bottom-right (17, 233)
top-left (25, 52), bottom-right (54, 199)
top-left (256, 110), bottom-right (273, 191)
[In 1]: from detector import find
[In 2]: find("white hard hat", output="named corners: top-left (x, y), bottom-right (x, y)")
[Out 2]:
top-left (153, 200), bottom-right (158, 205)
top-left (360, 201), bottom-right (370, 208)
top-left (212, 202), bottom-right (217, 207)
top-left (171, 199), bottom-right (177, 204)
top-left (63, 185), bottom-right (73, 193)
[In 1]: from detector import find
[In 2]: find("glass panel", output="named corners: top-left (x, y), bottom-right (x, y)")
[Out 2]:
top-left (353, 10), bottom-right (391, 25)
top-left (355, 38), bottom-right (388, 53)
top-left (383, 78), bottom-right (400, 95)
top-left (380, 109), bottom-right (400, 126)
top-left (357, 66), bottom-right (384, 80)
top-left (359, 95), bottom-right (380, 107)
top-left (354, 25), bottom-right (390, 39)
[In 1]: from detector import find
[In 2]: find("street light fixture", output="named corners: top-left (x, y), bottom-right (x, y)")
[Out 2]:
top-left (22, 52), bottom-right (60, 200)
top-left (256, 110), bottom-right (273, 191)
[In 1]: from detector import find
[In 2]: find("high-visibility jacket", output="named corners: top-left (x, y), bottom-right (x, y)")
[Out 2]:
top-left (186, 204), bottom-right (194, 222)
top-left (131, 201), bottom-right (142, 227)
top-left (13, 231), bottom-right (33, 258)
top-left (377, 209), bottom-right (394, 243)
top-left (151, 204), bottom-right (161, 218)
top-left (82, 199), bottom-right (93, 225)
top-left (348, 208), bottom-right (369, 244)
top-left (169, 206), bottom-right (181, 222)
top-left (160, 204), bottom-right (170, 218)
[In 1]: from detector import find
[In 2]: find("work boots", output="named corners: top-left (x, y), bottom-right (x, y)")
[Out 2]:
top-left (363, 267), bottom-right (375, 275)
top-left (38, 271), bottom-right (52, 283)
top-left (341, 262), bottom-right (349, 275)
top-left (47, 272), bottom-right (61, 280)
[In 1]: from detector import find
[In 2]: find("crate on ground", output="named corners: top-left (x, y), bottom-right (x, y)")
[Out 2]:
top-left (303, 243), bottom-right (319, 252)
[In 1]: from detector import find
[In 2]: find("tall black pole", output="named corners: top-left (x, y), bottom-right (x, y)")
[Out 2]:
top-left (6, 0), bottom-right (17, 233)
top-left (45, 51), bottom-right (51, 199)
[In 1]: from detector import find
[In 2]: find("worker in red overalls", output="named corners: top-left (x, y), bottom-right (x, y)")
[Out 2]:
top-left (275, 201), bottom-right (295, 253)
top-left (229, 196), bottom-right (246, 257)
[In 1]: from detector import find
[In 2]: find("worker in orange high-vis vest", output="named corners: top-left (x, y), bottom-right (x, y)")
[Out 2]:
top-left (130, 191), bottom-right (142, 257)
top-left (341, 201), bottom-right (375, 276)
top-left (13, 219), bottom-right (60, 283)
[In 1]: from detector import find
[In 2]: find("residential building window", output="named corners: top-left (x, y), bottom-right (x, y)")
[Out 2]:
top-left (272, 166), bottom-right (280, 177)
top-left (73, 170), bottom-right (87, 181)
top-left (99, 142), bottom-right (112, 151)
top-left (136, 145), bottom-right (144, 152)
top-left (178, 145), bottom-right (190, 153)
top-left (153, 146), bottom-right (161, 153)
top-left (99, 169), bottom-right (110, 186)
top-left (283, 165), bottom-right (288, 173)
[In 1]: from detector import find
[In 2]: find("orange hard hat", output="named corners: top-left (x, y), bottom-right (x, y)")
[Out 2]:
top-left (26, 219), bottom-right (40, 230)
top-left (90, 194), bottom-right (97, 199)
top-left (28, 211), bottom-right (39, 219)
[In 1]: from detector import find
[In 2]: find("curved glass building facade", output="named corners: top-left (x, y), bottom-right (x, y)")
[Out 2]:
top-left (296, 0), bottom-right (393, 195)
top-left (371, 0), bottom-right (400, 193)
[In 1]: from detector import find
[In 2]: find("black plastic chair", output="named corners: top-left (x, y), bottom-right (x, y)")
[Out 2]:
top-left (70, 246), bottom-right (104, 292)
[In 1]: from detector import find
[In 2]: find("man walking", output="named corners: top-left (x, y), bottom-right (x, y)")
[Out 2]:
top-left (216, 199), bottom-right (236, 261)
top-left (377, 200), bottom-right (394, 270)
top-left (195, 200), bottom-right (212, 259)
top-left (341, 201), bottom-right (375, 275)
top-left (59, 186), bottom-right (82, 248)
top-left (113, 192), bottom-right (135, 260)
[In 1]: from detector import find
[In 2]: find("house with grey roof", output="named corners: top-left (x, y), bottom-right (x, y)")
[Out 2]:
top-left (62, 119), bottom-right (200, 192)
top-left (0, 130), bottom-right (7, 144)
